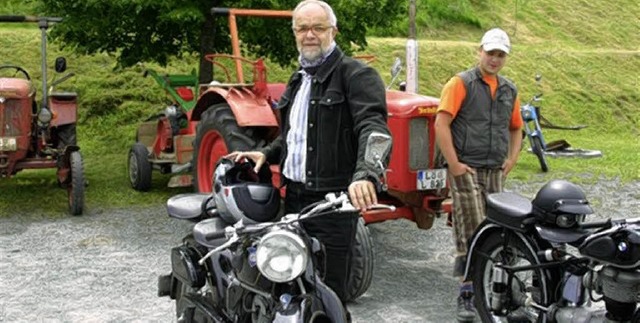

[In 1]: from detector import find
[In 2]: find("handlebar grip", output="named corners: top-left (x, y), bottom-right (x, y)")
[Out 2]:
top-left (205, 230), bottom-right (226, 240)
top-left (0, 15), bottom-right (30, 22)
top-left (579, 219), bottom-right (612, 229)
top-left (0, 16), bottom-right (63, 23)
top-left (211, 7), bottom-right (229, 15)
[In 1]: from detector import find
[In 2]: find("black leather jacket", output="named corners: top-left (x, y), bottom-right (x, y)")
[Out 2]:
top-left (262, 47), bottom-right (390, 191)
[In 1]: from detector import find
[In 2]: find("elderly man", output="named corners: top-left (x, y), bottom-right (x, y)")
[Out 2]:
top-left (227, 0), bottom-right (391, 311)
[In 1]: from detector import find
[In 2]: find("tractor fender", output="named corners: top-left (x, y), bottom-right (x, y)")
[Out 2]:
top-left (191, 87), bottom-right (278, 127)
top-left (49, 93), bottom-right (78, 126)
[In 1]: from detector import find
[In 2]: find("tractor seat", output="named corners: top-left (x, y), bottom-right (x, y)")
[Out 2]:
top-left (175, 87), bottom-right (194, 101)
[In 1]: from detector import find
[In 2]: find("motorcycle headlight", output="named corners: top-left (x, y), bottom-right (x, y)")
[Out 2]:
top-left (256, 230), bottom-right (308, 283)
top-left (521, 108), bottom-right (532, 121)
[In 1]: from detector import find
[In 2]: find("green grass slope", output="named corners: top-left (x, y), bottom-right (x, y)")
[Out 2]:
top-left (0, 0), bottom-right (638, 215)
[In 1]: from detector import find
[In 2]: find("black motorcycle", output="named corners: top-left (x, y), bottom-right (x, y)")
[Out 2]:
top-left (158, 190), bottom-right (391, 323)
top-left (464, 179), bottom-right (640, 322)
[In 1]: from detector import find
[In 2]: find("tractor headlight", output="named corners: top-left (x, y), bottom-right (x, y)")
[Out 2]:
top-left (256, 230), bottom-right (308, 283)
top-left (38, 107), bottom-right (53, 124)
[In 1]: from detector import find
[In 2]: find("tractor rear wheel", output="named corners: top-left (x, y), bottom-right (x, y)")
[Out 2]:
top-left (68, 150), bottom-right (85, 216)
top-left (128, 143), bottom-right (153, 191)
top-left (193, 103), bottom-right (266, 192)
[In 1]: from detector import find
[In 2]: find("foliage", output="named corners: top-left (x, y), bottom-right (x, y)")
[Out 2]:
top-left (35, 0), bottom-right (406, 76)
top-left (370, 0), bottom-right (482, 37)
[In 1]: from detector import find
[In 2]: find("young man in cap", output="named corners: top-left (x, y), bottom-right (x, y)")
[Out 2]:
top-left (434, 27), bottom-right (523, 322)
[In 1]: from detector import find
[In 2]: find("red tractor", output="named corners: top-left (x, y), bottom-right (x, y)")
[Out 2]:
top-left (129, 7), bottom-right (449, 225)
top-left (0, 16), bottom-right (84, 215)
top-left (129, 8), bottom-right (449, 300)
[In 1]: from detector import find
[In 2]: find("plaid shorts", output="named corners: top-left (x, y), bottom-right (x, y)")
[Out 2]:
top-left (449, 168), bottom-right (504, 257)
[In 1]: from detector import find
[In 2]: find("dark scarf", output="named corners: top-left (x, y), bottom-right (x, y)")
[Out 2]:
top-left (299, 41), bottom-right (336, 75)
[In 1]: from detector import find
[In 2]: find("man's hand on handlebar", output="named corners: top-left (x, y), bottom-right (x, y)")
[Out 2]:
top-left (348, 180), bottom-right (378, 212)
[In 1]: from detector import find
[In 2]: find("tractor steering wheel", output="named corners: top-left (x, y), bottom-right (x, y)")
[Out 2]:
top-left (0, 65), bottom-right (31, 80)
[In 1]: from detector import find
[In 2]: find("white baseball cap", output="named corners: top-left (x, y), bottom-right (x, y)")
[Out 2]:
top-left (481, 28), bottom-right (511, 54)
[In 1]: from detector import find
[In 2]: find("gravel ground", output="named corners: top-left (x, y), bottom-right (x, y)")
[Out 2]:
top-left (1, 179), bottom-right (639, 322)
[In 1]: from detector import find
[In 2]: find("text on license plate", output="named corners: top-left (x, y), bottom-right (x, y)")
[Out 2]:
top-left (417, 169), bottom-right (447, 190)
top-left (0, 137), bottom-right (17, 151)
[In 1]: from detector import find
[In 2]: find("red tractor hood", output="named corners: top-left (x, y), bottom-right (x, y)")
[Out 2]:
top-left (0, 78), bottom-right (35, 99)
top-left (385, 90), bottom-right (440, 117)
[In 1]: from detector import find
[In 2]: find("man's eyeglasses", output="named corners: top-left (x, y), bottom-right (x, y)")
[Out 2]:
top-left (293, 25), bottom-right (333, 35)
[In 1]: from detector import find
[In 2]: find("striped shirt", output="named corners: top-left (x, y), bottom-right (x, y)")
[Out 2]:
top-left (282, 70), bottom-right (312, 182)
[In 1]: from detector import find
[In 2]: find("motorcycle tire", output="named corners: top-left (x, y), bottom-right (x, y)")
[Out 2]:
top-left (531, 136), bottom-right (549, 172)
top-left (345, 217), bottom-right (374, 302)
top-left (192, 103), bottom-right (269, 193)
top-left (470, 231), bottom-right (556, 322)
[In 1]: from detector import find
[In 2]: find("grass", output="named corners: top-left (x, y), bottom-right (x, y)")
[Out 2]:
top-left (0, 0), bottom-right (638, 216)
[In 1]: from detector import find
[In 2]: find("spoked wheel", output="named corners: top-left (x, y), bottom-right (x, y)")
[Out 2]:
top-left (193, 103), bottom-right (268, 193)
top-left (531, 137), bottom-right (549, 172)
top-left (345, 217), bottom-right (374, 302)
top-left (128, 142), bottom-right (152, 191)
top-left (471, 231), bottom-right (557, 322)
top-left (68, 150), bottom-right (85, 216)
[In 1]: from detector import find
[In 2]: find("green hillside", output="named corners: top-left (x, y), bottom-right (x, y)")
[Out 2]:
top-left (0, 0), bottom-right (638, 214)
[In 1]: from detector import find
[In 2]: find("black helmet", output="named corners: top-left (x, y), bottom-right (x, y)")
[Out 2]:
top-left (532, 180), bottom-right (593, 228)
top-left (213, 158), bottom-right (281, 224)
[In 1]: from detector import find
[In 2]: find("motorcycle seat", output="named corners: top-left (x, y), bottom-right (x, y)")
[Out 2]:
top-left (486, 192), bottom-right (535, 232)
top-left (166, 193), bottom-right (211, 220)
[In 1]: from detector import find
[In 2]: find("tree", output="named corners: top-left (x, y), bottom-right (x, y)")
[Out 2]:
top-left (39, 0), bottom-right (405, 83)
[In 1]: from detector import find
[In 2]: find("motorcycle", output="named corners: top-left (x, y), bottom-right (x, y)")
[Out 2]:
top-left (464, 179), bottom-right (640, 322)
top-left (158, 133), bottom-right (393, 322)
top-left (520, 74), bottom-right (549, 172)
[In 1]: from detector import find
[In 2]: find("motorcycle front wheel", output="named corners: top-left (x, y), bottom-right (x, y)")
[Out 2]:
top-left (471, 231), bottom-right (556, 322)
top-left (531, 136), bottom-right (549, 172)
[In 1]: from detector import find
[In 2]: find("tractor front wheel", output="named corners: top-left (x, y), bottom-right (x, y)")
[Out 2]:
top-left (192, 103), bottom-right (266, 193)
top-left (68, 150), bottom-right (85, 216)
top-left (128, 143), bottom-right (153, 191)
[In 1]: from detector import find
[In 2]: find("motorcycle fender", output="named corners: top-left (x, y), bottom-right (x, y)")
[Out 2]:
top-left (303, 273), bottom-right (349, 323)
top-left (462, 222), bottom-right (510, 281)
top-left (272, 298), bottom-right (308, 323)
top-left (171, 245), bottom-right (206, 288)
top-left (273, 294), bottom-right (343, 323)
top-left (462, 221), bottom-right (544, 281)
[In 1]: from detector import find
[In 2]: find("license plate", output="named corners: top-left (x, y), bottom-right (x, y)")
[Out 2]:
top-left (417, 169), bottom-right (447, 190)
top-left (0, 137), bottom-right (17, 151)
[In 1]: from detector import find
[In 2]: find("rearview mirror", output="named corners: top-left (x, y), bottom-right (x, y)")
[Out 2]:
top-left (365, 132), bottom-right (392, 168)
top-left (55, 57), bottom-right (67, 73)
top-left (390, 57), bottom-right (402, 79)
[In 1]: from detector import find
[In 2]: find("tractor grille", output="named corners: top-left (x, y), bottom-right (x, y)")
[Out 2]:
top-left (1, 98), bottom-right (29, 137)
top-left (409, 117), bottom-right (430, 169)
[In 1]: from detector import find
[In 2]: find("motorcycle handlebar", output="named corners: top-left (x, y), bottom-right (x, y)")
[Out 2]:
top-left (579, 217), bottom-right (640, 230)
